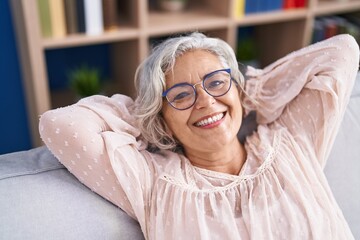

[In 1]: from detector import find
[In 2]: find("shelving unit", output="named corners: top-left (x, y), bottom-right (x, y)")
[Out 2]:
top-left (10, 0), bottom-right (360, 147)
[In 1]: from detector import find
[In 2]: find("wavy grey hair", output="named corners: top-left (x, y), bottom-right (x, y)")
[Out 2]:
top-left (134, 32), bottom-right (245, 151)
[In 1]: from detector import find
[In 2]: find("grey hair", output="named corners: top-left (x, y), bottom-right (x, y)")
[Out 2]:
top-left (134, 32), bottom-right (245, 151)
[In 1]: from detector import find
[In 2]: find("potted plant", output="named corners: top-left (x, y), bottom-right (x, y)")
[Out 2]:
top-left (236, 37), bottom-right (259, 68)
top-left (158, 0), bottom-right (188, 12)
top-left (68, 65), bottom-right (103, 98)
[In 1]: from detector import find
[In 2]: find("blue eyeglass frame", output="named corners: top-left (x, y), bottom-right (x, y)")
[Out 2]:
top-left (162, 68), bottom-right (233, 110)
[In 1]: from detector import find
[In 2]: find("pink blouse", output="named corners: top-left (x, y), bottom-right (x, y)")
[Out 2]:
top-left (39, 34), bottom-right (359, 239)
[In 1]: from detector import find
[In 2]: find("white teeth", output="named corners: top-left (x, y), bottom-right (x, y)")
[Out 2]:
top-left (195, 113), bottom-right (224, 127)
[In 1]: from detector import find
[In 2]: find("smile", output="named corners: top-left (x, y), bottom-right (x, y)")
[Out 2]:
top-left (194, 112), bottom-right (225, 127)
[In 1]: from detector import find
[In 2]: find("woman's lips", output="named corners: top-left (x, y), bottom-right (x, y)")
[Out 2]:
top-left (194, 112), bottom-right (225, 127)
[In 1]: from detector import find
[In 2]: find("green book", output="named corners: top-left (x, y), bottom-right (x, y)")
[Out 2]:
top-left (37, 0), bottom-right (52, 38)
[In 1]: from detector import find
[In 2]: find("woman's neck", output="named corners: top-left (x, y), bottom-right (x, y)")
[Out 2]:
top-left (184, 139), bottom-right (247, 175)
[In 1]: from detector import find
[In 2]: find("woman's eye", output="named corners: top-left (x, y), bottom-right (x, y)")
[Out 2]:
top-left (207, 80), bottom-right (225, 89)
top-left (172, 91), bottom-right (191, 102)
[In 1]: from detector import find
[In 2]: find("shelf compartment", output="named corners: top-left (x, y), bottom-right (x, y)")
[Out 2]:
top-left (148, 28), bottom-right (229, 51)
top-left (47, 39), bottom-right (140, 109)
top-left (315, 1), bottom-right (360, 16)
top-left (110, 39), bottom-right (141, 99)
top-left (237, 19), bottom-right (307, 67)
top-left (147, 10), bottom-right (229, 36)
top-left (235, 9), bottom-right (308, 26)
top-left (50, 89), bottom-right (77, 109)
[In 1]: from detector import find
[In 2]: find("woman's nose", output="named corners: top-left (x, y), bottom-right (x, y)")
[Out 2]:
top-left (194, 85), bottom-right (215, 109)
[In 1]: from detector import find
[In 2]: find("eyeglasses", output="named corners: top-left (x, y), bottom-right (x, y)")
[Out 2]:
top-left (162, 68), bottom-right (232, 110)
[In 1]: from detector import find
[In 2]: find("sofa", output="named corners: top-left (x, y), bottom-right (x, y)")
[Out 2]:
top-left (1, 74), bottom-right (359, 240)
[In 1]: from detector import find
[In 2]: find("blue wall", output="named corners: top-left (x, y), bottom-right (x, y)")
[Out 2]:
top-left (0, 1), bottom-right (111, 154)
top-left (0, 0), bottom-right (31, 154)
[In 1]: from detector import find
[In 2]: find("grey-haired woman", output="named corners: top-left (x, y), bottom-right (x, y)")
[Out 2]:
top-left (40, 32), bottom-right (358, 239)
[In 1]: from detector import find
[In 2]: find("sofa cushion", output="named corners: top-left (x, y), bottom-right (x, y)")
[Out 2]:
top-left (324, 75), bottom-right (360, 239)
top-left (0, 146), bottom-right (144, 240)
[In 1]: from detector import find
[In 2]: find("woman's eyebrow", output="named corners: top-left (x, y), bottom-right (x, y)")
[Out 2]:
top-left (167, 69), bottom-right (221, 88)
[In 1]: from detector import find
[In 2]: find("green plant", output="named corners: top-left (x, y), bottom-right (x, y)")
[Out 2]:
top-left (68, 65), bottom-right (103, 98)
top-left (237, 38), bottom-right (257, 62)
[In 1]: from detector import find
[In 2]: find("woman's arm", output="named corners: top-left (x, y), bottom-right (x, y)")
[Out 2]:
top-left (243, 34), bottom-right (359, 167)
top-left (39, 94), bottom-right (152, 221)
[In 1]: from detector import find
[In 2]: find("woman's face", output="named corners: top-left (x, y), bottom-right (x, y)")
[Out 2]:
top-left (162, 50), bottom-right (243, 154)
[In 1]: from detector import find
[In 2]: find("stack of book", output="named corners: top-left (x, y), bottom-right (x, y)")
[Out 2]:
top-left (37, 0), bottom-right (120, 38)
top-left (312, 16), bottom-right (360, 43)
top-left (234, 0), bottom-right (307, 18)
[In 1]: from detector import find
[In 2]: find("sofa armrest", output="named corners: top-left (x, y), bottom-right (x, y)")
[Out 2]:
top-left (0, 146), bottom-right (144, 240)
top-left (324, 72), bottom-right (360, 239)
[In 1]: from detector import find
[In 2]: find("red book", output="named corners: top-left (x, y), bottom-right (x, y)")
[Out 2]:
top-left (295, 0), bottom-right (306, 8)
top-left (283, 0), bottom-right (296, 9)
top-left (324, 19), bottom-right (338, 39)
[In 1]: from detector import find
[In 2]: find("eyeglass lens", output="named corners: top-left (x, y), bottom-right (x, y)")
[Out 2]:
top-left (166, 70), bottom-right (231, 110)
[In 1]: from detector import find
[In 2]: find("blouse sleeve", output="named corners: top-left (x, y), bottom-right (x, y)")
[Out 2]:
top-left (39, 94), bottom-right (154, 224)
top-left (243, 34), bottom-right (359, 168)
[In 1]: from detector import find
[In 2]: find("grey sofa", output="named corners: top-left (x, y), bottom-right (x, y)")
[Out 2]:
top-left (1, 75), bottom-right (359, 240)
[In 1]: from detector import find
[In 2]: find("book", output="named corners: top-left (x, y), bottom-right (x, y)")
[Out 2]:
top-left (312, 19), bottom-right (325, 43)
top-left (245, 0), bottom-right (257, 14)
top-left (295, 0), bottom-right (307, 8)
top-left (283, 0), bottom-right (296, 9)
top-left (64, 0), bottom-right (78, 34)
top-left (37, 0), bottom-right (52, 38)
top-left (83, 0), bottom-right (104, 35)
top-left (102, 0), bottom-right (119, 31)
top-left (267, 0), bottom-right (283, 11)
top-left (75, 0), bottom-right (86, 33)
top-left (323, 18), bottom-right (338, 39)
top-left (49, 0), bottom-right (67, 37)
top-left (234, 0), bottom-right (245, 18)
top-left (312, 16), bottom-right (360, 43)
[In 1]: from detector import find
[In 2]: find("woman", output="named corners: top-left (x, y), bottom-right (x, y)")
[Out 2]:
top-left (40, 32), bottom-right (359, 239)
